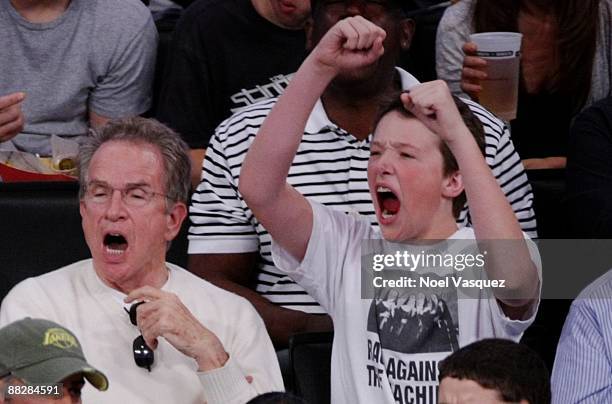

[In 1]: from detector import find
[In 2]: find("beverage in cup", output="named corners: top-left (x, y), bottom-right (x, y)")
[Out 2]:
top-left (469, 32), bottom-right (523, 121)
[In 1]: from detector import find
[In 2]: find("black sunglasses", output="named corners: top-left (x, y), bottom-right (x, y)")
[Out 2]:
top-left (124, 302), bottom-right (155, 371)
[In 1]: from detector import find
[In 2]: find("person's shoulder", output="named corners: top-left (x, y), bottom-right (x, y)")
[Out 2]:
top-left (180, 0), bottom-right (237, 24)
top-left (167, 263), bottom-right (257, 311)
top-left (576, 269), bottom-right (612, 301)
top-left (566, 270), bottom-right (612, 329)
top-left (585, 96), bottom-right (612, 116)
top-left (459, 97), bottom-right (507, 139)
top-left (440, 0), bottom-right (475, 25)
top-left (3, 260), bottom-right (91, 301)
top-left (213, 97), bottom-right (279, 144)
top-left (311, 201), bottom-right (376, 239)
top-left (18, 260), bottom-right (89, 286)
top-left (89, 0), bottom-right (153, 33)
top-left (572, 96), bottom-right (612, 138)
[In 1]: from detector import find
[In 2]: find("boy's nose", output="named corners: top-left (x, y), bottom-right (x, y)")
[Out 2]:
top-left (375, 153), bottom-right (395, 176)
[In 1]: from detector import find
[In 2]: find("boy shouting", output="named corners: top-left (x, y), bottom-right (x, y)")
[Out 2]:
top-left (240, 16), bottom-right (540, 404)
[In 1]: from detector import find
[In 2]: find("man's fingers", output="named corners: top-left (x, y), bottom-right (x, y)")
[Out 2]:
top-left (339, 19), bottom-right (360, 50)
top-left (462, 41), bottom-right (478, 55)
top-left (462, 66), bottom-right (487, 81)
top-left (461, 82), bottom-right (482, 96)
top-left (463, 55), bottom-right (487, 69)
top-left (0, 103), bottom-right (23, 125)
top-left (0, 108), bottom-right (23, 137)
top-left (0, 116), bottom-right (24, 139)
top-left (139, 324), bottom-right (160, 351)
top-left (347, 17), bottom-right (374, 50)
top-left (400, 92), bottom-right (414, 111)
top-left (340, 16), bottom-right (385, 51)
top-left (0, 92), bottom-right (25, 110)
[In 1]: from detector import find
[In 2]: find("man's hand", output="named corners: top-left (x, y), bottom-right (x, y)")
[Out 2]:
top-left (401, 80), bottom-right (468, 145)
top-left (310, 16), bottom-right (386, 76)
top-left (0, 92), bottom-right (25, 142)
top-left (126, 286), bottom-right (229, 372)
top-left (460, 42), bottom-right (488, 100)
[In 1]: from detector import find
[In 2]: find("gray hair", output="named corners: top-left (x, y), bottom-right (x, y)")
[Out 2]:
top-left (78, 117), bottom-right (191, 207)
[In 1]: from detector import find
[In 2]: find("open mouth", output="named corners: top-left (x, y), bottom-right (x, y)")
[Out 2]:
top-left (104, 233), bottom-right (128, 255)
top-left (377, 186), bottom-right (400, 219)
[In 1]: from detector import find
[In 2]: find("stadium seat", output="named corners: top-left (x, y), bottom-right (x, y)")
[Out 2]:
top-left (289, 332), bottom-right (334, 404)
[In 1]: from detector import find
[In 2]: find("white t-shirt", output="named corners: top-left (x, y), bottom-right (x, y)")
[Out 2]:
top-left (272, 201), bottom-right (540, 404)
top-left (0, 260), bottom-right (283, 404)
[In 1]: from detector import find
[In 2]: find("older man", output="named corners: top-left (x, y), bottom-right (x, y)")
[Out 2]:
top-left (0, 118), bottom-right (283, 403)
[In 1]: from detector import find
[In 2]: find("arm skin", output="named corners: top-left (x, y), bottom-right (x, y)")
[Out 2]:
top-left (239, 16), bottom-right (386, 261)
top-left (403, 82), bottom-right (540, 318)
top-left (89, 110), bottom-right (111, 129)
top-left (189, 148), bottom-right (206, 188)
top-left (188, 253), bottom-right (332, 348)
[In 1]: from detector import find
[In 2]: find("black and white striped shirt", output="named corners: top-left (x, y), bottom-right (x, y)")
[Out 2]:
top-left (189, 68), bottom-right (537, 313)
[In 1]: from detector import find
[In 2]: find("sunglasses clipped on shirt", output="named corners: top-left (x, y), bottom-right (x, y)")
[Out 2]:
top-left (125, 302), bottom-right (154, 371)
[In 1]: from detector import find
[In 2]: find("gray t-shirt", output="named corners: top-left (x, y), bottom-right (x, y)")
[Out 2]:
top-left (0, 0), bottom-right (157, 156)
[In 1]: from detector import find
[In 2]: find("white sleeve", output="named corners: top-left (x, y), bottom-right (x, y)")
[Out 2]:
top-left (271, 201), bottom-right (370, 314)
top-left (198, 356), bottom-right (256, 404)
top-left (203, 300), bottom-right (284, 403)
top-left (188, 127), bottom-right (260, 254)
top-left (488, 235), bottom-right (542, 338)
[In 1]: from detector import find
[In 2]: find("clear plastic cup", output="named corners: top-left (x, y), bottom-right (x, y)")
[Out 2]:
top-left (469, 32), bottom-right (523, 121)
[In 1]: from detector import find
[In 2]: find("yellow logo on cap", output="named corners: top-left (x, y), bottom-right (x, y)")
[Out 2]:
top-left (42, 328), bottom-right (78, 349)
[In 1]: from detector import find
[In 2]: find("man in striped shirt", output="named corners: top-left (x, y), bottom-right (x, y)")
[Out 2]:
top-left (188, 0), bottom-right (536, 347)
top-left (551, 270), bottom-right (612, 403)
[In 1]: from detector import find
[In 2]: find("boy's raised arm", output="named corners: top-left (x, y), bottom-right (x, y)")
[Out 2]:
top-left (239, 17), bottom-right (386, 261)
top-left (403, 81), bottom-right (540, 316)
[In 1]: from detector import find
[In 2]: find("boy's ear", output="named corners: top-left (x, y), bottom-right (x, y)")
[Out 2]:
top-left (399, 18), bottom-right (415, 51)
top-left (441, 171), bottom-right (464, 198)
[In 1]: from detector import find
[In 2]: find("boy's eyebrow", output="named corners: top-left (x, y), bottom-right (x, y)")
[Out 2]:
top-left (371, 140), bottom-right (421, 151)
top-left (391, 141), bottom-right (421, 151)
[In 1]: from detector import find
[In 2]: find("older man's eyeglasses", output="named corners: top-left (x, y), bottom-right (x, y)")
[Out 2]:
top-left (83, 182), bottom-right (170, 208)
top-left (125, 302), bottom-right (155, 372)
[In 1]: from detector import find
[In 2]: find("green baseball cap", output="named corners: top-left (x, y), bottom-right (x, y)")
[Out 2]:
top-left (0, 318), bottom-right (108, 391)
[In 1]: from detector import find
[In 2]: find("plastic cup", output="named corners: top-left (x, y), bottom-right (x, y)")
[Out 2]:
top-left (469, 32), bottom-right (523, 121)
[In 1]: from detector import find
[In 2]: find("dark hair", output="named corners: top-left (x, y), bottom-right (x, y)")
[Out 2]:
top-left (473, 0), bottom-right (599, 113)
top-left (373, 92), bottom-right (486, 218)
top-left (439, 339), bottom-right (551, 404)
top-left (78, 117), bottom-right (191, 208)
top-left (246, 392), bottom-right (308, 404)
top-left (310, 0), bottom-right (419, 18)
